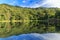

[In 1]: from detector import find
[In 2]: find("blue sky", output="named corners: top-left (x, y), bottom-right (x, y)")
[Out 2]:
top-left (0, 0), bottom-right (45, 8)
top-left (0, 0), bottom-right (60, 8)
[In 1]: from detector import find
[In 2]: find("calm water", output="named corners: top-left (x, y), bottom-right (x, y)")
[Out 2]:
top-left (0, 33), bottom-right (60, 40)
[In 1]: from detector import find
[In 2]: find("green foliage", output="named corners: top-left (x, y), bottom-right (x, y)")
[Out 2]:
top-left (0, 4), bottom-right (60, 37)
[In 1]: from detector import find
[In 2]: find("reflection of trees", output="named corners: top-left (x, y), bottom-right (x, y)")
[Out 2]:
top-left (26, 19), bottom-right (56, 33)
top-left (0, 15), bottom-right (5, 20)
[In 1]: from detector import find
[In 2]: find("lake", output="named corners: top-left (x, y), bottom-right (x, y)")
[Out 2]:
top-left (0, 33), bottom-right (60, 40)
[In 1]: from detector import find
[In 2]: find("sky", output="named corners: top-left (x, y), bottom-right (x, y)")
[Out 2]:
top-left (0, 0), bottom-right (60, 8)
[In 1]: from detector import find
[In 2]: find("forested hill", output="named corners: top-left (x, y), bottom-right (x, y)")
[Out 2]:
top-left (0, 4), bottom-right (60, 37)
top-left (0, 4), bottom-right (60, 20)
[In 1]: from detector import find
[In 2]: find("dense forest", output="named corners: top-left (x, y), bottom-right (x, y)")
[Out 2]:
top-left (0, 4), bottom-right (60, 37)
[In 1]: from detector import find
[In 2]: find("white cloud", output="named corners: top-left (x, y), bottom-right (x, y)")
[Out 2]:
top-left (46, 0), bottom-right (60, 8)
top-left (26, 0), bottom-right (48, 8)
top-left (22, 0), bottom-right (26, 3)
top-left (26, 0), bottom-right (60, 8)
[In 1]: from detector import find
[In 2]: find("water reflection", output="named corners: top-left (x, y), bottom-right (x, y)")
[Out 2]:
top-left (0, 19), bottom-right (60, 37)
top-left (0, 33), bottom-right (60, 40)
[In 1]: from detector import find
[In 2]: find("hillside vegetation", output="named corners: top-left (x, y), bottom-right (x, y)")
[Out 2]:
top-left (0, 4), bottom-right (60, 37)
